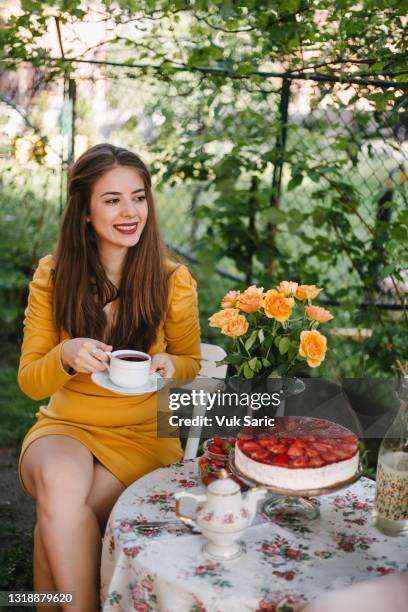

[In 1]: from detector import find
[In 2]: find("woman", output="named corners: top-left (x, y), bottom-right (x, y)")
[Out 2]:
top-left (17, 143), bottom-right (201, 612)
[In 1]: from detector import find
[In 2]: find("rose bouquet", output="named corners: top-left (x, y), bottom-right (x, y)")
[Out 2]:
top-left (209, 282), bottom-right (333, 379)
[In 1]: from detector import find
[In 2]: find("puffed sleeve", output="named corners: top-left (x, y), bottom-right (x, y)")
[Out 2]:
top-left (17, 255), bottom-right (75, 400)
top-left (164, 265), bottom-right (201, 380)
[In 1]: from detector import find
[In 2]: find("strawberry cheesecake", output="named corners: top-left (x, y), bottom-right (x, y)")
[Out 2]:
top-left (235, 417), bottom-right (359, 490)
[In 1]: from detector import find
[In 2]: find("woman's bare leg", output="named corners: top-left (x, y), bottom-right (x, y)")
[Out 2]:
top-left (33, 523), bottom-right (61, 612)
top-left (20, 436), bottom-right (100, 612)
top-left (86, 459), bottom-right (125, 533)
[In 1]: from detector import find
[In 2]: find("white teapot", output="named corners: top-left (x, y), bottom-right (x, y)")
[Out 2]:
top-left (175, 469), bottom-right (266, 561)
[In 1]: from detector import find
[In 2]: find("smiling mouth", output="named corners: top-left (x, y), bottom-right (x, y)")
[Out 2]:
top-left (113, 223), bottom-right (139, 234)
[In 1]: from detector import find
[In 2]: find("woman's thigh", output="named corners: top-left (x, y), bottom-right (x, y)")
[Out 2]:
top-left (20, 436), bottom-right (94, 505)
top-left (86, 460), bottom-right (125, 531)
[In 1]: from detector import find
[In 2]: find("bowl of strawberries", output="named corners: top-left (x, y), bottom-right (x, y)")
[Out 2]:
top-left (198, 435), bottom-right (247, 488)
top-left (202, 435), bottom-right (235, 464)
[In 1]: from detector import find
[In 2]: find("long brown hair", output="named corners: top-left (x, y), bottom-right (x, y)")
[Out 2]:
top-left (53, 143), bottom-right (172, 352)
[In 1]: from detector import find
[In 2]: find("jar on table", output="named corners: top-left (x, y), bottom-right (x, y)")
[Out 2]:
top-left (372, 376), bottom-right (408, 537)
top-left (198, 436), bottom-right (246, 488)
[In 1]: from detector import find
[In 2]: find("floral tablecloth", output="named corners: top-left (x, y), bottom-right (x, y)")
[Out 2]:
top-left (100, 459), bottom-right (407, 612)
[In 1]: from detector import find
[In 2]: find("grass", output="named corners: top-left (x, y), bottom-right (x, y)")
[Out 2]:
top-left (0, 367), bottom-right (39, 451)
top-left (0, 361), bottom-right (37, 608)
top-left (0, 505), bottom-right (33, 594)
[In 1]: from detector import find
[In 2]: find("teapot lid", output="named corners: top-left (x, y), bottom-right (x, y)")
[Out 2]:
top-left (207, 469), bottom-right (240, 495)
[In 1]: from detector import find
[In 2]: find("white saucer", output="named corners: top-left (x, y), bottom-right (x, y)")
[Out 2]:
top-left (91, 370), bottom-right (166, 396)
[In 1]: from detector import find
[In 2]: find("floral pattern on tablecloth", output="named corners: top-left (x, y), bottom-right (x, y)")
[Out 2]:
top-left (100, 460), bottom-right (408, 612)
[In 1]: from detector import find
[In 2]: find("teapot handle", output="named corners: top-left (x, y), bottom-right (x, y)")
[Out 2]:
top-left (174, 491), bottom-right (206, 528)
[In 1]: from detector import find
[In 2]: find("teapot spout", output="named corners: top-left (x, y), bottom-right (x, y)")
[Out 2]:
top-left (242, 487), bottom-right (267, 523)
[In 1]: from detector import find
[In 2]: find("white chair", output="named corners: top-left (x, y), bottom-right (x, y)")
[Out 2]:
top-left (183, 342), bottom-right (227, 460)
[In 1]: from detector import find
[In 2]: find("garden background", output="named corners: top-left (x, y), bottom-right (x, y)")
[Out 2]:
top-left (0, 0), bottom-right (407, 601)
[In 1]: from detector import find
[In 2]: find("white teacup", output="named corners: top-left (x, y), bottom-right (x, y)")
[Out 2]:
top-left (105, 350), bottom-right (151, 388)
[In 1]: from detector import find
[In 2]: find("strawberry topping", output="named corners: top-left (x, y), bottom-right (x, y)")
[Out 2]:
top-left (237, 417), bottom-right (358, 469)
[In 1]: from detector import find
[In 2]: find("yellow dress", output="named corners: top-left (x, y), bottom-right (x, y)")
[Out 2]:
top-left (18, 255), bottom-right (201, 495)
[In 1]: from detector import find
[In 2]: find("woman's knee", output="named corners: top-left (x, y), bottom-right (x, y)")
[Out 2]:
top-left (36, 461), bottom-right (89, 507)
top-left (22, 437), bottom-right (94, 510)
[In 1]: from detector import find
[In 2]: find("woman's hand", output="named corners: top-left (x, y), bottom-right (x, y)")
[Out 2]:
top-left (61, 338), bottom-right (113, 374)
top-left (150, 352), bottom-right (175, 378)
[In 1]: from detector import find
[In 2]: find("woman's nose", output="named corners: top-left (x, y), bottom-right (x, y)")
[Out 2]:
top-left (120, 199), bottom-right (138, 217)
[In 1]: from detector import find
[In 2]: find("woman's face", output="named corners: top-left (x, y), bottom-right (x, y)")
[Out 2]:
top-left (87, 165), bottom-right (148, 253)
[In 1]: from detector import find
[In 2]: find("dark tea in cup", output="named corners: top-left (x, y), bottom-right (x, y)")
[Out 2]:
top-left (106, 350), bottom-right (151, 387)
top-left (117, 354), bottom-right (149, 362)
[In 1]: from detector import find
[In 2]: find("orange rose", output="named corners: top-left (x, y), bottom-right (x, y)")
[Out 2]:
top-left (299, 330), bottom-right (327, 367)
top-left (277, 281), bottom-right (298, 296)
top-left (236, 285), bottom-right (264, 313)
top-left (263, 289), bottom-right (294, 322)
top-left (295, 284), bottom-right (322, 301)
top-left (305, 305), bottom-right (333, 323)
top-left (221, 290), bottom-right (241, 309)
top-left (221, 314), bottom-right (249, 337)
top-left (209, 308), bottom-right (239, 329)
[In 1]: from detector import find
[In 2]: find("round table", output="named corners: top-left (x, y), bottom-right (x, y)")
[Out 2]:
top-left (100, 459), bottom-right (407, 612)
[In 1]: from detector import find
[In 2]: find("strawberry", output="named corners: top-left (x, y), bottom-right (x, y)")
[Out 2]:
top-left (292, 438), bottom-right (306, 446)
top-left (213, 434), bottom-right (223, 447)
top-left (305, 447), bottom-right (320, 458)
top-left (241, 441), bottom-right (262, 452)
top-left (330, 448), bottom-right (352, 460)
top-left (288, 444), bottom-right (305, 457)
top-left (268, 443), bottom-right (287, 454)
top-left (321, 451), bottom-right (338, 463)
top-left (259, 439), bottom-right (273, 449)
top-left (271, 453), bottom-right (290, 467)
top-left (302, 435), bottom-right (316, 442)
top-left (311, 442), bottom-right (331, 452)
top-left (342, 443), bottom-right (358, 454)
top-left (249, 450), bottom-right (270, 462)
top-left (291, 455), bottom-right (308, 468)
top-left (308, 456), bottom-right (325, 467)
top-left (343, 435), bottom-right (358, 444)
top-left (208, 444), bottom-right (224, 455)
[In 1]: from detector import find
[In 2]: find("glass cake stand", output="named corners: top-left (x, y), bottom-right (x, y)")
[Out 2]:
top-left (229, 450), bottom-right (363, 526)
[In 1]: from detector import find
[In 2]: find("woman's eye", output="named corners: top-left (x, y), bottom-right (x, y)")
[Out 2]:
top-left (136, 195), bottom-right (146, 202)
top-left (105, 198), bottom-right (120, 205)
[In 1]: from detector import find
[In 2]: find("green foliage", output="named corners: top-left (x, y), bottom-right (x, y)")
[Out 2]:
top-left (209, 292), bottom-right (331, 379)
top-left (1, 0), bottom-right (407, 377)
top-left (0, 514), bottom-right (33, 596)
top-left (0, 367), bottom-right (39, 446)
top-left (0, 164), bottom-right (58, 339)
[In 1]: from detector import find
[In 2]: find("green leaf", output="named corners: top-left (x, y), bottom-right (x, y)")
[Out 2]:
top-left (249, 357), bottom-right (257, 369)
top-left (258, 329), bottom-right (265, 343)
top-left (245, 330), bottom-right (258, 351)
top-left (261, 208), bottom-right (287, 225)
top-left (243, 363), bottom-right (254, 379)
top-left (237, 63), bottom-right (254, 76)
top-left (279, 337), bottom-right (290, 355)
top-left (287, 174), bottom-right (303, 190)
top-left (254, 358), bottom-right (262, 373)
